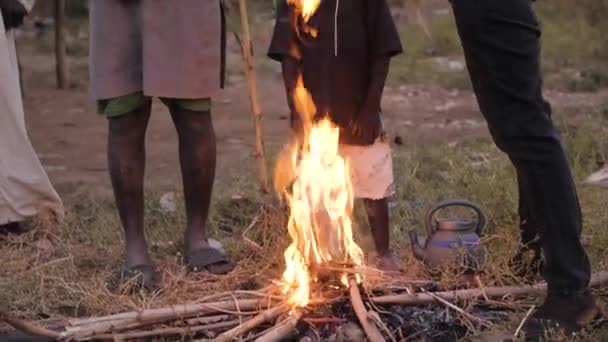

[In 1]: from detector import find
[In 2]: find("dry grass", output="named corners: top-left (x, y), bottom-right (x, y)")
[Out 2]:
top-left (2, 105), bottom-right (608, 340)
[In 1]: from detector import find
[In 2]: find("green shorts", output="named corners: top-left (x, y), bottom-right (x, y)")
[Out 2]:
top-left (97, 92), bottom-right (212, 117)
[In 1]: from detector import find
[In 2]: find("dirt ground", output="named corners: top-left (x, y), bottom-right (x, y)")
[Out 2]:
top-left (17, 29), bottom-right (608, 204)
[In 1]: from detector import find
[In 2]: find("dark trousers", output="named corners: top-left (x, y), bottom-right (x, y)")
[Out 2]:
top-left (451, 0), bottom-right (591, 293)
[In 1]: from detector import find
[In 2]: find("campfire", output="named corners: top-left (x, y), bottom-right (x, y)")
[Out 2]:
top-left (3, 1), bottom-right (608, 341)
top-left (279, 75), bottom-right (364, 308)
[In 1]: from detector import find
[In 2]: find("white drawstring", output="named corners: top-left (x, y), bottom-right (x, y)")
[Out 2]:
top-left (334, 0), bottom-right (339, 56)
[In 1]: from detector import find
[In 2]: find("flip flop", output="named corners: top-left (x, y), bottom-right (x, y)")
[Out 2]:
top-left (109, 264), bottom-right (157, 291)
top-left (184, 246), bottom-right (235, 275)
top-left (0, 222), bottom-right (32, 235)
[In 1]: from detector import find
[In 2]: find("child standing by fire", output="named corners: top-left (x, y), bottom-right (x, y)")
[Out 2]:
top-left (268, 0), bottom-right (403, 271)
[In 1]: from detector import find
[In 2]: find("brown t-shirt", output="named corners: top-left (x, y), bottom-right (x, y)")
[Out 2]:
top-left (268, 0), bottom-right (403, 141)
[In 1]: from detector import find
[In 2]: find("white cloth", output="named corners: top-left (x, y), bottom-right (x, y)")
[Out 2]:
top-left (0, 11), bottom-right (63, 224)
top-left (339, 133), bottom-right (395, 200)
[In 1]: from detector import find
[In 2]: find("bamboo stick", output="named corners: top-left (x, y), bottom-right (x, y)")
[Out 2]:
top-left (237, 0), bottom-right (270, 193)
top-left (211, 303), bottom-right (291, 342)
top-left (371, 271), bottom-right (608, 305)
top-left (91, 319), bottom-right (242, 341)
top-left (62, 299), bottom-right (269, 340)
top-left (348, 280), bottom-right (385, 342)
top-left (255, 311), bottom-right (302, 342)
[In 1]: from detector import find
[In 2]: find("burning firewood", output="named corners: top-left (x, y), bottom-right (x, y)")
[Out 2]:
top-left (2, 271), bottom-right (607, 341)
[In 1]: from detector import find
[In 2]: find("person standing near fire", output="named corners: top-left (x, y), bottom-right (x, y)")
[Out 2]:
top-left (450, 0), bottom-right (601, 337)
top-left (0, 0), bottom-right (64, 234)
top-left (268, 0), bottom-right (403, 271)
top-left (89, 0), bottom-right (234, 289)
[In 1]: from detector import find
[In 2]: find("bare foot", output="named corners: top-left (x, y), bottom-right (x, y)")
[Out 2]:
top-left (376, 253), bottom-right (400, 273)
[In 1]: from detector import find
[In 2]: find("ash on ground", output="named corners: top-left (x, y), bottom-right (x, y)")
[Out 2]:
top-left (295, 301), bottom-right (512, 342)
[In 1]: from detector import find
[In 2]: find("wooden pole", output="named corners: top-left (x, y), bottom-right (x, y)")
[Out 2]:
top-left (237, 0), bottom-right (270, 193)
top-left (53, 0), bottom-right (68, 88)
top-left (371, 271), bottom-right (608, 306)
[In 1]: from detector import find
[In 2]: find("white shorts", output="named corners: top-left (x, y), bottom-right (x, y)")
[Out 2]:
top-left (339, 134), bottom-right (395, 200)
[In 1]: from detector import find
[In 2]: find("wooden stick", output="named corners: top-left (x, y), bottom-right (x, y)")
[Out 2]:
top-left (255, 311), bottom-right (302, 342)
top-left (371, 271), bottom-right (608, 305)
top-left (348, 280), bottom-right (385, 342)
top-left (184, 314), bottom-right (234, 326)
top-left (237, 0), bottom-right (270, 193)
top-left (242, 209), bottom-right (264, 251)
top-left (421, 289), bottom-right (492, 328)
top-left (53, 0), bottom-right (69, 88)
top-left (211, 303), bottom-right (291, 342)
top-left (92, 319), bottom-right (242, 341)
top-left (0, 312), bottom-right (60, 339)
top-left (62, 299), bottom-right (270, 340)
top-left (70, 298), bottom-right (268, 327)
top-left (513, 305), bottom-right (536, 339)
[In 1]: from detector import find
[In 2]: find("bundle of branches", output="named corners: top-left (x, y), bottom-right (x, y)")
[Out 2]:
top-left (3, 271), bottom-right (607, 341)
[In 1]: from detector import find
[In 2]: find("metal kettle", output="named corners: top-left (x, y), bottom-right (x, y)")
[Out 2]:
top-left (409, 199), bottom-right (487, 274)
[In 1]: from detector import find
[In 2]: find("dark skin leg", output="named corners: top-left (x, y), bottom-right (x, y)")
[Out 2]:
top-left (364, 198), bottom-right (398, 272)
top-left (168, 106), bottom-right (216, 258)
top-left (107, 101), bottom-right (153, 268)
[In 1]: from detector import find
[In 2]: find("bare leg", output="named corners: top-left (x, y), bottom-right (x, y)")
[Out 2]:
top-left (107, 101), bottom-right (152, 269)
top-left (364, 198), bottom-right (398, 272)
top-left (170, 106), bottom-right (232, 274)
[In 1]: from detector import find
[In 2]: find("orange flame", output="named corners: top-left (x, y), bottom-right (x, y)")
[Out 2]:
top-left (277, 79), bottom-right (364, 307)
top-left (287, 0), bottom-right (321, 23)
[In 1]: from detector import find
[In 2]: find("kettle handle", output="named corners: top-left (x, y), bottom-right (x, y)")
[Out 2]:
top-left (425, 199), bottom-right (486, 236)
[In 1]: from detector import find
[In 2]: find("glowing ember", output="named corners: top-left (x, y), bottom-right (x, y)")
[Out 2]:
top-left (277, 79), bottom-right (364, 307)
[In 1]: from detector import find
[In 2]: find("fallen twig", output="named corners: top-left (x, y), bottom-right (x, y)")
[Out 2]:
top-left (62, 298), bottom-right (274, 340)
top-left (348, 279), bottom-right (385, 342)
top-left (242, 209), bottom-right (263, 251)
top-left (302, 317), bottom-right (345, 325)
top-left (474, 276), bottom-right (489, 302)
top-left (0, 312), bottom-right (60, 339)
top-left (18, 255), bottom-right (73, 276)
top-left (371, 271), bottom-right (608, 305)
top-left (210, 303), bottom-right (291, 342)
top-left (184, 314), bottom-right (233, 326)
top-left (421, 289), bottom-right (492, 328)
top-left (255, 310), bottom-right (302, 342)
top-left (92, 319), bottom-right (242, 341)
top-left (513, 305), bottom-right (536, 339)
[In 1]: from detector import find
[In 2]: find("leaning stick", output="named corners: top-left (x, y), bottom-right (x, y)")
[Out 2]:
top-left (348, 280), bottom-right (386, 342)
top-left (211, 303), bottom-right (291, 342)
top-left (255, 310), bottom-right (303, 342)
top-left (372, 271), bottom-right (608, 305)
top-left (237, 0), bottom-right (270, 193)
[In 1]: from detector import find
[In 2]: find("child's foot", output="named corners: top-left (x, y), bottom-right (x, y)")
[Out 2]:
top-left (376, 253), bottom-right (400, 273)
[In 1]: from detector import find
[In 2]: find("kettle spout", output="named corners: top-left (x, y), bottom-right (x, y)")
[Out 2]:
top-left (408, 230), bottom-right (426, 261)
